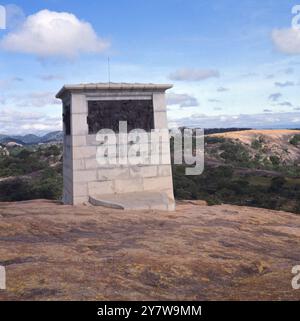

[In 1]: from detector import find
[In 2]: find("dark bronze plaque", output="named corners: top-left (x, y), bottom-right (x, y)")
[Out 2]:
top-left (63, 104), bottom-right (71, 135)
top-left (87, 100), bottom-right (154, 134)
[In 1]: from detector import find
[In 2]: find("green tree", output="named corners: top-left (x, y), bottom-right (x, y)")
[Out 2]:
top-left (269, 176), bottom-right (286, 192)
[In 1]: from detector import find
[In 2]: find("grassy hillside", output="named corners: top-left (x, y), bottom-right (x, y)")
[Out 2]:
top-left (174, 130), bottom-right (300, 214)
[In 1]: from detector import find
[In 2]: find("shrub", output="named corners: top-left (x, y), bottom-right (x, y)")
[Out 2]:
top-left (0, 179), bottom-right (33, 201)
top-left (42, 145), bottom-right (61, 157)
top-left (205, 136), bottom-right (225, 144)
top-left (251, 138), bottom-right (263, 150)
top-left (269, 176), bottom-right (286, 192)
top-left (270, 155), bottom-right (280, 166)
top-left (0, 166), bottom-right (63, 202)
top-left (219, 142), bottom-right (251, 165)
top-left (290, 134), bottom-right (300, 146)
top-left (31, 177), bottom-right (63, 200)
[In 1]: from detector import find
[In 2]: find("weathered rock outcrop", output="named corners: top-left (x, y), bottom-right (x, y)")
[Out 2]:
top-left (0, 200), bottom-right (300, 301)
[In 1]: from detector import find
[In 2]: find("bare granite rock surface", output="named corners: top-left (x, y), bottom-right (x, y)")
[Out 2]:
top-left (0, 199), bottom-right (300, 301)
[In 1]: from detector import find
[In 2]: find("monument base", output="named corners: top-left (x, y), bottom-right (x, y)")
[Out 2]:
top-left (89, 191), bottom-right (175, 211)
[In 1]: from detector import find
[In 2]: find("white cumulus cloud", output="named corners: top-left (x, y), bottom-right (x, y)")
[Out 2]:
top-left (0, 9), bottom-right (109, 58)
top-left (0, 109), bottom-right (62, 135)
top-left (174, 112), bottom-right (300, 129)
top-left (272, 28), bottom-right (300, 55)
top-left (1, 91), bottom-right (60, 108)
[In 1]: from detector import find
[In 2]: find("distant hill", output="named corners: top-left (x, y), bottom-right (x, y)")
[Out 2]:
top-left (209, 129), bottom-right (300, 141)
top-left (208, 129), bottom-right (300, 165)
top-left (0, 128), bottom-right (252, 145)
top-left (0, 131), bottom-right (63, 145)
top-left (11, 134), bottom-right (41, 145)
top-left (176, 127), bottom-right (252, 135)
top-left (40, 131), bottom-right (63, 143)
top-left (204, 127), bottom-right (252, 135)
top-left (0, 136), bottom-right (26, 145)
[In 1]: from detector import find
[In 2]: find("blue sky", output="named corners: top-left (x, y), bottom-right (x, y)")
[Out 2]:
top-left (0, 0), bottom-right (300, 134)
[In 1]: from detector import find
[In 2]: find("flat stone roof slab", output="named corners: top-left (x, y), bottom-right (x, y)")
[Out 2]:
top-left (56, 82), bottom-right (173, 98)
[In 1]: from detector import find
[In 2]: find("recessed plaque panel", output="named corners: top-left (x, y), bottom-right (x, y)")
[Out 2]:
top-left (63, 104), bottom-right (71, 135)
top-left (87, 100), bottom-right (154, 134)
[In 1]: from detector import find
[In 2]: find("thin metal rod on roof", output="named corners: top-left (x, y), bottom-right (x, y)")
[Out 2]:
top-left (108, 56), bottom-right (111, 85)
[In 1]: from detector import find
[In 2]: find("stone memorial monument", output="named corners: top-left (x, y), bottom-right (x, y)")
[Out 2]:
top-left (56, 83), bottom-right (175, 211)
